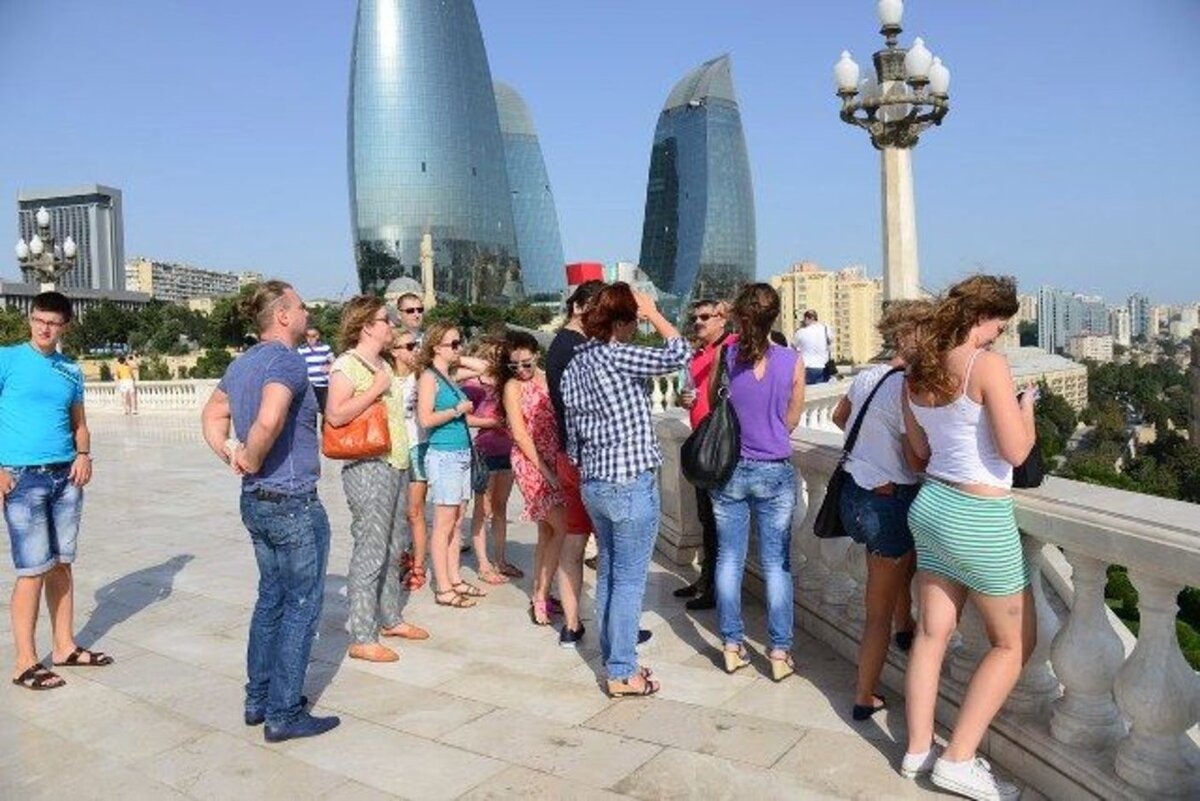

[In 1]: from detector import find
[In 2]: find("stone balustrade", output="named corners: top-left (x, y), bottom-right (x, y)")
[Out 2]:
top-left (656, 396), bottom-right (1200, 800)
top-left (86, 379), bottom-right (220, 413)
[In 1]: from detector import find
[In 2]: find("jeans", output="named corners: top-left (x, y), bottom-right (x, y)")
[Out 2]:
top-left (2, 465), bottom-right (83, 577)
top-left (582, 470), bottom-right (659, 680)
top-left (711, 459), bottom-right (797, 652)
top-left (804, 367), bottom-right (828, 385)
top-left (239, 491), bottom-right (331, 727)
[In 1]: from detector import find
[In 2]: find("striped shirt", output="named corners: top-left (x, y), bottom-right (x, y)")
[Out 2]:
top-left (296, 342), bottom-right (333, 387)
top-left (561, 337), bottom-right (690, 483)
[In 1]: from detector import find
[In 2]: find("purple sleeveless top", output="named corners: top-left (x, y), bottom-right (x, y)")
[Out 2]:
top-left (726, 343), bottom-right (798, 460)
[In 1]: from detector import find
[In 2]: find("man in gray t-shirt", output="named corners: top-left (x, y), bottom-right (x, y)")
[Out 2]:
top-left (201, 280), bottom-right (339, 743)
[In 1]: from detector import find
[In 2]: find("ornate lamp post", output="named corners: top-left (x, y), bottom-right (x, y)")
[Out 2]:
top-left (15, 206), bottom-right (77, 291)
top-left (834, 0), bottom-right (951, 301)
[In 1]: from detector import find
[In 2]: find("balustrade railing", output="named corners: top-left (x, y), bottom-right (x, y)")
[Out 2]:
top-left (85, 380), bottom-right (220, 412)
top-left (655, 395), bottom-right (1200, 800)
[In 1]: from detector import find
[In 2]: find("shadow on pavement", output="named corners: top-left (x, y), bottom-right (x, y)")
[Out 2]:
top-left (75, 553), bottom-right (195, 648)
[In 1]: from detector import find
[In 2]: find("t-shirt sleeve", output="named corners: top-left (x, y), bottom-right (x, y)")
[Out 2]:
top-left (0, 348), bottom-right (9, 393)
top-left (264, 352), bottom-right (308, 397)
top-left (72, 367), bottom-right (84, 406)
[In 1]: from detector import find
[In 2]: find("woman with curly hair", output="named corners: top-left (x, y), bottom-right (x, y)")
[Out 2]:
top-left (899, 275), bottom-right (1035, 800)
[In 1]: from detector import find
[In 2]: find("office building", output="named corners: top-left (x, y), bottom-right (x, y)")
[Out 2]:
top-left (1170, 305), bottom-right (1199, 341)
top-left (125, 257), bottom-right (242, 302)
top-left (17, 185), bottom-right (124, 292)
top-left (494, 81), bottom-right (564, 299)
top-left (770, 262), bottom-right (881, 365)
top-left (348, 0), bottom-right (521, 303)
top-left (1128, 293), bottom-right (1152, 340)
top-left (1017, 293), bottom-right (1038, 324)
top-left (1110, 306), bottom-right (1131, 348)
top-left (773, 262), bottom-right (836, 341)
top-left (638, 54), bottom-right (755, 315)
top-left (1066, 334), bottom-right (1114, 363)
top-left (1039, 286), bottom-right (1109, 353)
top-left (0, 279), bottom-right (148, 318)
top-left (1008, 347), bottom-right (1089, 411)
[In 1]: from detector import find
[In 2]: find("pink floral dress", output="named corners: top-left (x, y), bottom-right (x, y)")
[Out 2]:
top-left (512, 376), bottom-right (565, 522)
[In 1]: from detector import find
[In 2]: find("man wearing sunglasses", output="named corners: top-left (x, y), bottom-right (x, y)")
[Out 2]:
top-left (675, 299), bottom-right (735, 610)
top-left (395, 293), bottom-right (425, 344)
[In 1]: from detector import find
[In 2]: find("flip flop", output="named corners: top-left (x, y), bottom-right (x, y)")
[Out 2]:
top-left (53, 646), bottom-right (113, 667)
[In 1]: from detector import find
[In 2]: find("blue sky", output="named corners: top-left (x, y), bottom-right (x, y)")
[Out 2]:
top-left (1, 1), bottom-right (1196, 305)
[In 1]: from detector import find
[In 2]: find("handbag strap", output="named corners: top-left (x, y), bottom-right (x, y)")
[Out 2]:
top-left (841, 367), bottom-right (904, 459)
top-left (428, 365), bottom-right (476, 445)
top-left (707, 342), bottom-right (731, 411)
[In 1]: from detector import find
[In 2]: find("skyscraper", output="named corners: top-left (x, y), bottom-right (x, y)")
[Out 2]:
top-left (1128, 293), bottom-right (1152, 340)
top-left (347, 0), bottom-right (522, 302)
top-left (638, 55), bottom-right (755, 315)
top-left (493, 81), bottom-right (565, 298)
top-left (17, 185), bottom-right (124, 292)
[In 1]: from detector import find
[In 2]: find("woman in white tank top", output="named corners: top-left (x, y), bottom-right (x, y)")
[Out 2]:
top-left (897, 275), bottom-right (1037, 801)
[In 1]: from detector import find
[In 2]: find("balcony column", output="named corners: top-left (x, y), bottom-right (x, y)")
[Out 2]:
top-left (1049, 551), bottom-right (1126, 749)
top-left (794, 466), bottom-right (831, 592)
top-left (1003, 541), bottom-right (1062, 716)
top-left (819, 537), bottom-right (857, 613)
top-left (1113, 571), bottom-right (1200, 796)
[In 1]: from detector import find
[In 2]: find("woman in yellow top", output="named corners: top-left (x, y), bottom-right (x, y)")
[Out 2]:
top-left (325, 296), bottom-right (428, 663)
top-left (115, 355), bottom-right (137, 415)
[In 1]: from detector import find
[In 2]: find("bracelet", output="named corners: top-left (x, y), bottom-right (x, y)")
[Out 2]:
top-left (77, 450), bottom-right (90, 456)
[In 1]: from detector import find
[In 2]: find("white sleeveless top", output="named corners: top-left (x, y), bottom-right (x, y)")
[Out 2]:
top-left (908, 350), bottom-right (1013, 489)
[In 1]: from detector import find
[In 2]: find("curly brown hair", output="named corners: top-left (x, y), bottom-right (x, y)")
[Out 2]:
top-left (906, 275), bottom-right (1018, 401)
top-left (730, 283), bottom-right (781, 365)
top-left (495, 330), bottom-right (541, 406)
top-left (878, 299), bottom-right (935, 360)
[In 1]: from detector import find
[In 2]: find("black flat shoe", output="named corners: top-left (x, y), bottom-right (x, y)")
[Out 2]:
top-left (852, 694), bottom-right (887, 721)
top-left (672, 582), bottom-right (700, 598)
top-left (685, 593), bottom-right (716, 611)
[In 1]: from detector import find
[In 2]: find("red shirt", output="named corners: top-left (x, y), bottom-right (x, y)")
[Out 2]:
top-left (688, 333), bottom-right (738, 428)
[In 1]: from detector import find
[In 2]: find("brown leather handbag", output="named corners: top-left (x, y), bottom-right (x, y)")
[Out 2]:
top-left (321, 353), bottom-right (392, 460)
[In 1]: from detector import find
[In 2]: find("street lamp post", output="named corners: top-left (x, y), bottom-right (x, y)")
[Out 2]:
top-left (834, 0), bottom-right (951, 301)
top-left (15, 206), bottom-right (78, 291)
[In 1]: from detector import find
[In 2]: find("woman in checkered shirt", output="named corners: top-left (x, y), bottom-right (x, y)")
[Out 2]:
top-left (561, 283), bottom-right (689, 697)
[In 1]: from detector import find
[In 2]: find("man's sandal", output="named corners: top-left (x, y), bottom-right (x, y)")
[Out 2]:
top-left (434, 589), bottom-right (476, 609)
top-left (607, 671), bottom-right (660, 698)
top-left (12, 664), bottom-right (65, 691)
top-left (451, 581), bottom-right (487, 598)
top-left (53, 646), bottom-right (113, 667)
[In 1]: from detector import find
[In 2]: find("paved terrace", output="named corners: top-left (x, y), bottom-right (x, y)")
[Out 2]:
top-left (1, 412), bottom-right (986, 801)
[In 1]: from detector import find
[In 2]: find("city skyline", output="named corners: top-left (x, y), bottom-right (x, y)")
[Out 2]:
top-left (1, 1), bottom-right (1197, 303)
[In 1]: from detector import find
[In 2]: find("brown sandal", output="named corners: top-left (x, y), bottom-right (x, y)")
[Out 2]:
top-left (452, 581), bottom-right (487, 598)
top-left (53, 646), bottom-right (114, 668)
top-left (607, 671), bottom-right (660, 698)
top-left (12, 664), bottom-right (65, 691)
top-left (434, 589), bottom-right (476, 608)
top-left (498, 562), bottom-right (525, 579)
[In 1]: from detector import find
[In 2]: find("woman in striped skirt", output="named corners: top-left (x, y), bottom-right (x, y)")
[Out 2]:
top-left (898, 275), bottom-right (1037, 801)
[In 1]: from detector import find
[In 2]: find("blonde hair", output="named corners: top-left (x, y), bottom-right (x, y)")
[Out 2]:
top-left (417, 321), bottom-right (460, 371)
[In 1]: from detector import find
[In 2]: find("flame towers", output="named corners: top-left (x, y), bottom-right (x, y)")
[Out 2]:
top-left (638, 55), bottom-right (756, 312)
top-left (348, 0), bottom-right (522, 302)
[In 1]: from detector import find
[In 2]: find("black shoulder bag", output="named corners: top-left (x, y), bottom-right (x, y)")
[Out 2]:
top-left (813, 367), bottom-right (903, 539)
top-left (681, 345), bottom-right (741, 489)
top-left (1012, 390), bottom-right (1045, 488)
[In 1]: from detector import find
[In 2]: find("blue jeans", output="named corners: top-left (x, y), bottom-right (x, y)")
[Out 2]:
top-left (839, 477), bottom-right (917, 558)
top-left (239, 491), bottom-right (330, 727)
top-left (582, 470), bottom-right (659, 680)
top-left (804, 367), bottom-right (828, 385)
top-left (711, 460), bottom-right (797, 652)
top-left (2, 465), bottom-right (83, 577)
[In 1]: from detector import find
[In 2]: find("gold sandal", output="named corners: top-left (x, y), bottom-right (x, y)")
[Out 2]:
top-left (723, 644), bottom-right (751, 675)
top-left (769, 653), bottom-right (795, 682)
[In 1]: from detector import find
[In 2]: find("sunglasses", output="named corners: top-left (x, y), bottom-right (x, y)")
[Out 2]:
top-left (401, 307), bottom-right (425, 315)
top-left (392, 342), bottom-right (419, 352)
top-left (691, 313), bottom-right (719, 323)
top-left (439, 339), bottom-right (462, 350)
top-left (507, 359), bottom-right (536, 371)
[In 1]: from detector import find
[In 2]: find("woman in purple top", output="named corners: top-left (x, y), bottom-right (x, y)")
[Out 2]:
top-left (711, 284), bottom-right (807, 681)
top-left (461, 338), bottom-right (515, 586)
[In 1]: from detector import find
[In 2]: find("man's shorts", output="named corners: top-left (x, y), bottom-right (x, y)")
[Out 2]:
top-left (3, 464), bottom-right (83, 577)
top-left (408, 442), bottom-right (429, 483)
top-left (556, 451), bottom-right (593, 535)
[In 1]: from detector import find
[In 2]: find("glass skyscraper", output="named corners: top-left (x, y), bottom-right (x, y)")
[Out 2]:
top-left (494, 81), bottom-right (565, 299)
top-left (348, 0), bottom-right (522, 302)
top-left (638, 55), bottom-right (756, 314)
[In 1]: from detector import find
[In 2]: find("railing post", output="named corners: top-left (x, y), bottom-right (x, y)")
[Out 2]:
top-left (794, 465), bottom-right (830, 592)
top-left (1003, 540), bottom-right (1062, 716)
top-left (1113, 570), bottom-right (1200, 796)
top-left (1049, 551), bottom-right (1126, 749)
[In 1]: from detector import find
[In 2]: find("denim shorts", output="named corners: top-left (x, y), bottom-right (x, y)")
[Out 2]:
top-left (408, 442), bottom-right (429, 483)
top-left (839, 476), bottom-right (917, 558)
top-left (3, 465), bottom-right (83, 577)
top-left (483, 453), bottom-right (512, 472)
top-left (426, 448), bottom-right (472, 506)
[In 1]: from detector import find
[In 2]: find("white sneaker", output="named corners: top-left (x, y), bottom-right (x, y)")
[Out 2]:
top-left (900, 744), bottom-right (943, 779)
top-left (931, 756), bottom-right (1020, 801)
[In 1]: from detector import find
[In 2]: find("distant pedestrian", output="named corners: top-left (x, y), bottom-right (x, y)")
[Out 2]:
top-left (792, 310), bottom-right (833, 384)
top-left (297, 326), bottom-right (334, 411)
top-left (201, 280), bottom-right (340, 742)
top-left (899, 274), bottom-right (1034, 799)
top-left (711, 284), bottom-right (805, 682)
top-left (2, 292), bottom-right (112, 692)
top-left (115, 354), bottom-right (138, 415)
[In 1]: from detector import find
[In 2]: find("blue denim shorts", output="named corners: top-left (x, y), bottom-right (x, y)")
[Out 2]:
top-left (3, 465), bottom-right (83, 577)
top-left (426, 448), bottom-right (472, 506)
top-left (839, 476), bottom-right (917, 558)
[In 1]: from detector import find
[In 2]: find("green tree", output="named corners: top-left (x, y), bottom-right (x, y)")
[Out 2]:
top-left (189, 348), bottom-right (234, 379)
top-left (98, 362), bottom-right (113, 382)
top-left (139, 355), bottom-right (172, 381)
top-left (0, 308), bottom-right (27, 345)
top-left (1018, 320), bottom-right (1038, 347)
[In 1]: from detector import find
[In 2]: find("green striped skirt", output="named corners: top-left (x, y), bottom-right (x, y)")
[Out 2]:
top-left (907, 479), bottom-right (1029, 596)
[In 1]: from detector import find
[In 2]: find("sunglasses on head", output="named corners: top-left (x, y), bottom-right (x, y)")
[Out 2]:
top-left (401, 306), bottom-right (424, 315)
top-left (392, 342), bottom-right (419, 352)
top-left (507, 359), bottom-right (536, 371)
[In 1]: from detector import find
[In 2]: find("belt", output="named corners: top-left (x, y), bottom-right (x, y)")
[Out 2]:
top-left (251, 488), bottom-right (317, 503)
top-left (6, 462), bottom-right (73, 473)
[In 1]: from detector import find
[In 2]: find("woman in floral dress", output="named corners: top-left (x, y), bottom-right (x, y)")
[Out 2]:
top-left (500, 331), bottom-right (574, 635)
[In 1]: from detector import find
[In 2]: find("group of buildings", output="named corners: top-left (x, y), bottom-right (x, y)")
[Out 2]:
top-left (1028, 287), bottom-right (1199, 364)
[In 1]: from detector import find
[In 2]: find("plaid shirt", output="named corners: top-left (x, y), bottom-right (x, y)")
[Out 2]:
top-left (561, 337), bottom-right (690, 483)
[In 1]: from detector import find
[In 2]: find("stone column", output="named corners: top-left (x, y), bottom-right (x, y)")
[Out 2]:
top-left (880, 146), bottom-right (920, 301)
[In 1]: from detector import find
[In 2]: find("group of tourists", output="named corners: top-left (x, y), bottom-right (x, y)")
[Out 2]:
top-left (3, 272), bottom-right (1036, 800)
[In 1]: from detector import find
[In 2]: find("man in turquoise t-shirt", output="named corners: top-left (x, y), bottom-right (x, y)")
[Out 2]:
top-left (0, 292), bottom-right (112, 692)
